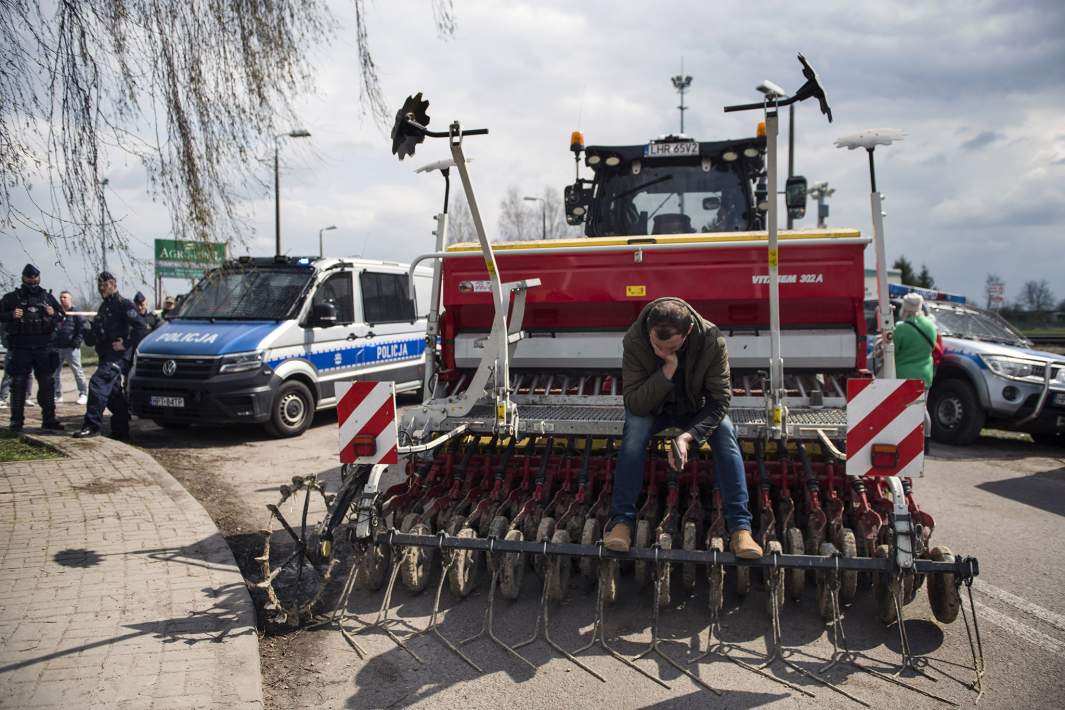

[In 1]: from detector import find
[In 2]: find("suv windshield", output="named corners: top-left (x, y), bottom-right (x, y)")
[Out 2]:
top-left (927, 303), bottom-right (1029, 346)
top-left (590, 163), bottom-right (751, 237)
top-left (176, 267), bottom-right (312, 320)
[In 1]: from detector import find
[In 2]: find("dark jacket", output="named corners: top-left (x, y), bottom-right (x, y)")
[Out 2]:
top-left (622, 297), bottom-right (732, 443)
top-left (0, 286), bottom-right (64, 349)
top-left (86, 293), bottom-right (147, 366)
top-left (52, 313), bottom-right (85, 350)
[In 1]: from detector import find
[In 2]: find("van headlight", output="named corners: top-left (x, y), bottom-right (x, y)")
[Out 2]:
top-left (219, 350), bottom-right (265, 374)
top-left (981, 354), bottom-right (1038, 380)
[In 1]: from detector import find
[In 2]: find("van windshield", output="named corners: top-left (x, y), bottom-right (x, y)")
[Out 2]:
top-left (175, 267), bottom-right (312, 320)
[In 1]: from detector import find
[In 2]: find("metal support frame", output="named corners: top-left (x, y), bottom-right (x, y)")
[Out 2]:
top-left (763, 106), bottom-right (786, 440)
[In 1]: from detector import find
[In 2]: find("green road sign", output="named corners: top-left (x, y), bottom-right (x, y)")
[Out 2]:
top-left (155, 239), bottom-right (226, 278)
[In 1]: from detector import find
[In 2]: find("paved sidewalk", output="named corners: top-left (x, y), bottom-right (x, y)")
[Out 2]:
top-left (0, 433), bottom-right (264, 709)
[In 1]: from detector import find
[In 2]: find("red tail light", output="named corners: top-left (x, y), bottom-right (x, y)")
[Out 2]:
top-left (871, 444), bottom-right (898, 469)
top-left (353, 434), bottom-right (377, 457)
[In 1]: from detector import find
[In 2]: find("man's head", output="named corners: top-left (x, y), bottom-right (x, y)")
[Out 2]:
top-left (162, 296), bottom-right (175, 310)
top-left (900, 292), bottom-right (924, 319)
top-left (647, 300), bottom-right (694, 356)
top-left (97, 271), bottom-right (117, 298)
top-left (59, 291), bottom-right (73, 309)
top-left (21, 264), bottom-right (40, 289)
top-left (134, 291), bottom-right (148, 314)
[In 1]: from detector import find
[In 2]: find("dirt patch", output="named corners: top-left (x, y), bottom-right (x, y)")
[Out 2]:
top-left (73, 476), bottom-right (146, 494)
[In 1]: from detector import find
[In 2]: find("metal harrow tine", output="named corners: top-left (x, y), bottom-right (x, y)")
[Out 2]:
top-left (306, 544), bottom-right (369, 658)
top-left (572, 543), bottom-right (669, 689)
top-left (750, 552), bottom-right (870, 707)
top-left (352, 538), bottom-right (423, 664)
top-left (459, 537), bottom-right (536, 672)
top-left (629, 544), bottom-right (722, 695)
top-left (410, 539), bottom-right (484, 673)
top-left (817, 558), bottom-right (957, 706)
top-left (514, 542), bottom-right (606, 682)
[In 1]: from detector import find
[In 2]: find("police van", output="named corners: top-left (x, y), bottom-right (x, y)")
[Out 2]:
top-left (129, 256), bottom-right (432, 437)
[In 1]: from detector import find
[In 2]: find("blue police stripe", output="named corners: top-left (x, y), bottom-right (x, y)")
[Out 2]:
top-left (266, 337), bottom-right (426, 372)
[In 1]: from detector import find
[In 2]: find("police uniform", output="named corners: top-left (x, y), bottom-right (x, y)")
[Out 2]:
top-left (0, 265), bottom-right (64, 430)
top-left (133, 292), bottom-right (162, 332)
top-left (75, 274), bottom-right (148, 439)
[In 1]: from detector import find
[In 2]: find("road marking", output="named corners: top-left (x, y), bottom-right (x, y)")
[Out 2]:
top-left (973, 600), bottom-right (1065, 658)
top-left (973, 580), bottom-right (1065, 634)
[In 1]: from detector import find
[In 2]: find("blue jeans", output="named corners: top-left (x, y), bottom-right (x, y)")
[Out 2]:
top-left (611, 411), bottom-right (752, 533)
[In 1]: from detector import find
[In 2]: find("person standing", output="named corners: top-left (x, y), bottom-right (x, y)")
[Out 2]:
top-left (603, 297), bottom-right (762, 559)
top-left (73, 272), bottom-right (147, 440)
top-left (134, 292), bottom-right (162, 331)
top-left (894, 292), bottom-right (938, 450)
top-left (0, 264), bottom-right (64, 431)
top-left (160, 295), bottom-right (177, 320)
top-left (52, 290), bottom-right (89, 404)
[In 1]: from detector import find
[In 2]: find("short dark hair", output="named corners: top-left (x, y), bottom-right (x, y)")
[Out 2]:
top-left (647, 300), bottom-right (692, 339)
top-left (59, 290), bottom-right (72, 298)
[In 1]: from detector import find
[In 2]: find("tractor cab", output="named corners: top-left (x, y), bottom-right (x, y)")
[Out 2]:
top-left (565, 132), bottom-right (769, 236)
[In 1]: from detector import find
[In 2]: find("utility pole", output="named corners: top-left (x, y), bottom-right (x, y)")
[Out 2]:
top-left (671, 61), bottom-right (693, 215)
top-left (808, 181), bottom-right (835, 228)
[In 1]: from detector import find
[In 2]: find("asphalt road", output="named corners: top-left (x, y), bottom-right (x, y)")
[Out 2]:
top-left (52, 385), bottom-right (1063, 710)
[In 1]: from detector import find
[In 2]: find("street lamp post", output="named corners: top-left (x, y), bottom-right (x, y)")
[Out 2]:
top-left (523, 196), bottom-right (546, 240)
top-left (519, 195), bottom-right (545, 240)
top-left (318, 224), bottom-right (336, 258)
top-left (274, 129), bottom-right (311, 257)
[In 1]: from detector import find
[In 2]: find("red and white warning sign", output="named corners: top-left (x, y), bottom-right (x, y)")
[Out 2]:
top-left (846, 378), bottom-right (926, 478)
top-left (337, 380), bottom-right (398, 465)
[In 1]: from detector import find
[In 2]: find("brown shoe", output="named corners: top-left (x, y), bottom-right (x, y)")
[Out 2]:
top-left (730, 530), bottom-right (763, 559)
top-left (604, 522), bottom-right (632, 553)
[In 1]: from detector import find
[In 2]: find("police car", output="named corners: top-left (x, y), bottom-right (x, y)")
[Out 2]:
top-left (129, 256), bottom-right (432, 437)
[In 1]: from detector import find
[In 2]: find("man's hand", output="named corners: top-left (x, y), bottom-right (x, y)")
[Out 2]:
top-left (13, 308), bottom-right (23, 319)
top-left (668, 432), bottom-right (694, 470)
top-left (651, 339), bottom-right (679, 379)
top-left (111, 339), bottom-right (126, 352)
top-left (44, 305), bottom-right (55, 317)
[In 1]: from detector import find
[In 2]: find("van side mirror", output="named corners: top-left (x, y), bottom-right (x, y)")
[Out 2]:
top-left (312, 302), bottom-right (337, 327)
top-left (564, 179), bottom-right (592, 225)
top-left (785, 175), bottom-right (808, 219)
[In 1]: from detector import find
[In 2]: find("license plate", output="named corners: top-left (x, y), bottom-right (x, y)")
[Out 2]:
top-left (644, 141), bottom-right (699, 158)
top-left (149, 395), bottom-right (185, 408)
top-left (1053, 392), bottom-right (1065, 407)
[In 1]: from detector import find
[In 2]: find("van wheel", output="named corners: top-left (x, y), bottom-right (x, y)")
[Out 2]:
top-left (929, 379), bottom-right (984, 445)
top-left (265, 380), bottom-right (314, 438)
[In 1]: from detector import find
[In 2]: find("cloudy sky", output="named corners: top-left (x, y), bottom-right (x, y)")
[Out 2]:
top-left (3, 0), bottom-right (1064, 308)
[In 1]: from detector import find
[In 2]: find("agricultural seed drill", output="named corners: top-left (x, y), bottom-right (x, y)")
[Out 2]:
top-left (259, 55), bottom-right (985, 704)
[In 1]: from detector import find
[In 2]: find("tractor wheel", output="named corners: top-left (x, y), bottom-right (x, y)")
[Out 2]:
top-left (816, 542), bottom-right (840, 622)
top-left (400, 518), bottom-right (435, 594)
top-left (487, 515), bottom-right (510, 574)
top-left (681, 521), bottom-right (699, 593)
top-left (579, 517), bottom-right (601, 582)
top-left (633, 519), bottom-right (652, 588)
top-left (360, 536), bottom-right (392, 592)
top-left (838, 528), bottom-right (859, 606)
top-left (927, 545), bottom-right (962, 624)
top-left (873, 544), bottom-right (914, 625)
top-left (784, 527), bottom-right (805, 602)
top-left (764, 540), bottom-right (784, 619)
top-left (547, 528), bottom-right (571, 602)
top-left (499, 529), bottom-right (526, 600)
top-left (656, 532), bottom-right (673, 608)
top-left (447, 517), bottom-right (481, 599)
top-left (707, 536), bottom-right (726, 614)
top-left (533, 517), bottom-right (556, 579)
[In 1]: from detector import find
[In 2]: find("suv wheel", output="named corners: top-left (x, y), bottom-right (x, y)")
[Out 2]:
top-left (929, 379), bottom-right (985, 445)
top-left (265, 380), bottom-right (314, 438)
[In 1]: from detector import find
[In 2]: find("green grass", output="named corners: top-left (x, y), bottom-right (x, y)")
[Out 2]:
top-left (1023, 327), bottom-right (1065, 336)
top-left (0, 430), bottom-right (65, 462)
top-left (80, 346), bottom-right (98, 367)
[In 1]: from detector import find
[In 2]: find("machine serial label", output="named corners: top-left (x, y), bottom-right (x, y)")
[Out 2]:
top-left (626, 285), bottom-right (647, 297)
top-left (752, 273), bottom-right (824, 285)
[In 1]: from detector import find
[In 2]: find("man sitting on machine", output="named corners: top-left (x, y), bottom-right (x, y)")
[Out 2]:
top-left (604, 297), bottom-right (763, 559)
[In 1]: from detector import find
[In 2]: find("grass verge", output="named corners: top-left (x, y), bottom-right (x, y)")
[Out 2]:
top-left (0, 431), bottom-right (65, 462)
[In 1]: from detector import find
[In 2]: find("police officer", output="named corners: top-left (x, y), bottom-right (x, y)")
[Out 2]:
top-left (0, 264), bottom-right (64, 432)
top-left (73, 272), bottom-right (148, 440)
top-left (134, 292), bottom-right (162, 331)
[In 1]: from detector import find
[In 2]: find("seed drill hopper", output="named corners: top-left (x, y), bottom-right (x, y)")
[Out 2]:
top-left (259, 56), bottom-right (985, 705)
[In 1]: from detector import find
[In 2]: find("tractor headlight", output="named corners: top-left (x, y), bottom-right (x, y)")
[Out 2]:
top-left (982, 354), bottom-right (1039, 380)
top-left (219, 350), bottom-right (265, 374)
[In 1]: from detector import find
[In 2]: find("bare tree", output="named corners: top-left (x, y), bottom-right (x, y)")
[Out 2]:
top-left (0, 0), bottom-right (455, 276)
top-left (446, 192), bottom-right (478, 244)
top-left (498, 187), bottom-right (533, 242)
top-left (542, 185), bottom-right (584, 239)
top-left (1020, 279), bottom-right (1055, 314)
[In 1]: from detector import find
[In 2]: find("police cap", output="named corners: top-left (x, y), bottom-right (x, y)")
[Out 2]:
top-left (134, 291), bottom-right (146, 305)
top-left (22, 264), bottom-right (40, 278)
